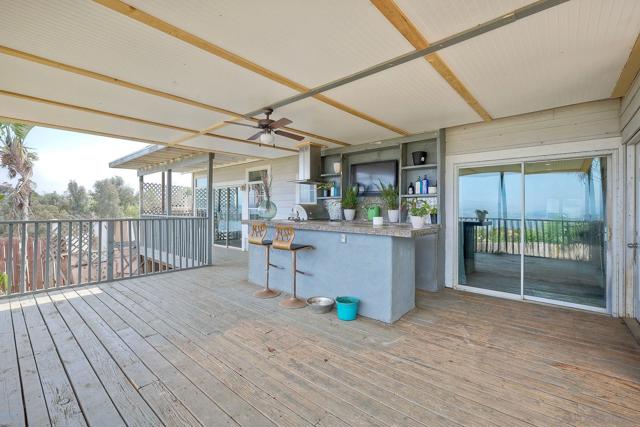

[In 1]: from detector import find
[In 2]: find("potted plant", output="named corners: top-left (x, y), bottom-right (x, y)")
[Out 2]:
top-left (0, 272), bottom-right (8, 295)
top-left (429, 205), bottom-right (438, 224)
top-left (403, 199), bottom-right (429, 228)
top-left (342, 185), bottom-right (358, 221)
top-left (318, 182), bottom-right (332, 197)
top-left (475, 209), bottom-right (488, 222)
top-left (363, 203), bottom-right (381, 221)
top-left (376, 179), bottom-right (399, 222)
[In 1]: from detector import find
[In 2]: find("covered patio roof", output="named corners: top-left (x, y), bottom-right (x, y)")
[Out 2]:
top-left (0, 1), bottom-right (639, 165)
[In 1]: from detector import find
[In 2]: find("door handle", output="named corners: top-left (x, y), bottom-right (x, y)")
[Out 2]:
top-left (627, 243), bottom-right (639, 249)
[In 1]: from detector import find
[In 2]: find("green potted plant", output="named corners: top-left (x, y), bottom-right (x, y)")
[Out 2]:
top-left (376, 179), bottom-right (399, 222)
top-left (0, 272), bottom-right (8, 295)
top-left (403, 199), bottom-right (429, 228)
top-left (429, 205), bottom-right (438, 224)
top-left (318, 182), bottom-right (332, 197)
top-left (342, 185), bottom-right (358, 221)
top-left (363, 203), bottom-right (381, 221)
top-left (475, 209), bottom-right (488, 222)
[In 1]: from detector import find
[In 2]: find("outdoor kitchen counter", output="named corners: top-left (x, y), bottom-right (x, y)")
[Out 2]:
top-left (242, 220), bottom-right (441, 323)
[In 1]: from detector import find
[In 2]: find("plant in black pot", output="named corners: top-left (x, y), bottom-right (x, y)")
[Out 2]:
top-left (428, 205), bottom-right (438, 224)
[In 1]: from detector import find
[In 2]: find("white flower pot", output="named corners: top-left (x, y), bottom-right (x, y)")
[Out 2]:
top-left (410, 215), bottom-right (425, 229)
top-left (343, 209), bottom-right (356, 221)
top-left (387, 209), bottom-right (399, 223)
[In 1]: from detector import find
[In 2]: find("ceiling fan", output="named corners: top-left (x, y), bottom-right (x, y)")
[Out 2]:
top-left (224, 108), bottom-right (304, 146)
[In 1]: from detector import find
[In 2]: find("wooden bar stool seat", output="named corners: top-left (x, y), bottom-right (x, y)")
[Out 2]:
top-left (248, 223), bottom-right (281, 299)
top-left (271, 225), bottom-right (314, 309)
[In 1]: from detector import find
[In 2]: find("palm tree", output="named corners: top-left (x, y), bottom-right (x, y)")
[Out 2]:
top-left (0, 123), bottom-right (38, 220)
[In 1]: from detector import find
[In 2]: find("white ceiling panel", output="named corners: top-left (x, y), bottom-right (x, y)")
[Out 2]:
top-left (181, 135), bottom-right (287, 159)
top-left (396, 0), bottom-right (530, 41)
top-left (0, 94), bottom-right (189, 143)
top-left (275, 98), bottom-right (398, 144)
top-left (0, 54), bottom-right (228, 131)
top-left (324, 59), bottom-right (481, 133)
top-left (0, 0), bottom-right (297, 115)
top-left (402, 0), bottom-right (640, 118)
top-left (126, 0), bottom-right (415, 87)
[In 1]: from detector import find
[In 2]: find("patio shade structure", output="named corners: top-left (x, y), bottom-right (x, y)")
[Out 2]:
top-left (0, 0), bottom-right (637, 164)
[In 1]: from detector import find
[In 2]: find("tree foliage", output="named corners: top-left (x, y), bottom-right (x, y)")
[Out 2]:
top-left (0, 123), bottom-right (38, 219)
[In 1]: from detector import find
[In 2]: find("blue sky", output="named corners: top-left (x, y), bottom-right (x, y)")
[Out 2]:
top-left (1, 127), bottom-right (192, 194)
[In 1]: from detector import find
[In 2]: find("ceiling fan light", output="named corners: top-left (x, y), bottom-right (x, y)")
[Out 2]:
top-left (260, 132), bottom-right (275, 145)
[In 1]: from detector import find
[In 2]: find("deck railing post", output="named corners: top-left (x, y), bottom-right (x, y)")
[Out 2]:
top-left (107, 220), bottom-right (114, 281)
top-left (207, 153), bottom-right (214, 265)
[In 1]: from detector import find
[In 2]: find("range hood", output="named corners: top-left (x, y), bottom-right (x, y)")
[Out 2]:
top-left (291, 142), bottom-right (323, 185)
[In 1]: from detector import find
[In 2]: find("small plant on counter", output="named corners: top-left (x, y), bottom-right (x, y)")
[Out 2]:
top-left (342, 185), bottom-right (359, 221)
top-left (317, 182), bottom-right (333, 197)
top-left (376, 179), bottom-right (399, 222)
top-left (403, 199), bottom-right (431, 228)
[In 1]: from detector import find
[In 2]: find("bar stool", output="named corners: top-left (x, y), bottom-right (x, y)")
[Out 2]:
top-left (248, 222), bottom-right (281, 298)
top-left (271, 224), bottom-right (314, 309)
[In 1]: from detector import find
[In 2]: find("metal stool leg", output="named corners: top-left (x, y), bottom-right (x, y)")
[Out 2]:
top-left (254, 245), bottom-right (280, 298)
top-left (280, 250), bottom-right (306, 309)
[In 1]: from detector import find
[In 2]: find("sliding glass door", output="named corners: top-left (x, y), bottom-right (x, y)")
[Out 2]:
top-left (523, 158), bottom-right (606, 308)
top-left (213, 186), bottom-right (243, 249)
top-left (458, 156), bottom-right (608, 310)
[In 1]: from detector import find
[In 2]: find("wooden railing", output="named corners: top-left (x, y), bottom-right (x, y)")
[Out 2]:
top-left (0, 216), bottom-right (210, 297)
top-left (460, 217), bottom-right (604, 262)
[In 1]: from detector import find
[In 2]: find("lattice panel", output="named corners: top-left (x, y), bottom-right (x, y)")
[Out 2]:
top-left (195, 187), bottom-right (208, 217)
top-left (170, 186), bottom-right (194, 216)
top-left (142, 182), bottom-right (163, 215)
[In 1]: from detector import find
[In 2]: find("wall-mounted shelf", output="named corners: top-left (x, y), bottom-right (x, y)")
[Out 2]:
top-left (317, 196), bottom-right (341, 200)
top-left (401, 194), bottom-right (438, 198)
top-left (401, 164), bottom-right (437, 170)
top-left (320, 173), bottom-right (341, 177)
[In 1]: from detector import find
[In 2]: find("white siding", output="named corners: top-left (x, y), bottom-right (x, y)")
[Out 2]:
top-left (445, 99), bottom-right (621, 155)
top-left (621, 71), bottom-right (640, 144)
top-left (211, 155), bottom-right (298, 219)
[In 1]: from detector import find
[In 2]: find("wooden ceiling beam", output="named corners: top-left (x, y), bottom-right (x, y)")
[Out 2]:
top-left (0, 89), bottom-right (297, 154)
top-left (92, 0), bottom-right (409, 135)
top-left (0, 45), bottom-right (348, 147)
top-left (612, 33), bottom-right (640, 98)
top-left (370, 0), bottom-right (493, 122)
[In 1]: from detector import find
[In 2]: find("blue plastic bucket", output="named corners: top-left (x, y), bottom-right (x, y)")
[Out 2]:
top-left (335, 296), bottom-right (360, 321)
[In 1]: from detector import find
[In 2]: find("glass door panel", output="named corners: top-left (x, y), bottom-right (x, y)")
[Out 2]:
top-left (458, 164), bottom-right (522, 294)
top-left (213, 186), bottom-right (243, 248)
top-left (523, 158), bottom-right (607, 308)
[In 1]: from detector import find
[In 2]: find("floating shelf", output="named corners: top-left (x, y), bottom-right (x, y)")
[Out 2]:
top-left (401, 164), bottom-right (437, 170)
top-left (401, 194), bottom-right (438, 198)
top-left (320, 173), bottom-right (341, 177)
top-left (317, 196), bottom-right (341, 200)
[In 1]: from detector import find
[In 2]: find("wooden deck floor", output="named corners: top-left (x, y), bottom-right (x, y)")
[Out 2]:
top-left (2, 249), bottom-right (640, 427)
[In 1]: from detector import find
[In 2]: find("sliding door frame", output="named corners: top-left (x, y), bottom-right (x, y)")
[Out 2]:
top-left (447, 138), bottom-right (621, 314)
top-left (212, 180), bottom-right (245, 251)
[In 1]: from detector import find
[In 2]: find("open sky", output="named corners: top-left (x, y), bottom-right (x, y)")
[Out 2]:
top-left (1, 127), bottom-right (192, 194)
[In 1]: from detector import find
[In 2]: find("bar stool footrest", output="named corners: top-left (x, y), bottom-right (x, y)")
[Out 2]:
top-left (254, 288), bottom-right (281, 299)
top-left (279, 297), bottom-right (307, 309)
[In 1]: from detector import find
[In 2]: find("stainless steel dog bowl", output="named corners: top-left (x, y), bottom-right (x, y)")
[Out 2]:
top-left (306, 296), bottom-right (335, 314)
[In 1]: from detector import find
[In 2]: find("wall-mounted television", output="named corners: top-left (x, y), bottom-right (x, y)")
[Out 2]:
top-left (350, 160), bottom-right (398, 195)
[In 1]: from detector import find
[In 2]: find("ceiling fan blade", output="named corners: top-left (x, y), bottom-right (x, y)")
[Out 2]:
top-left (248, 131), bottom-right (263, 141)
top-left (269, 118), bottom-right (292, 130)
top-left (274, 130), bottom-right (304, 141)
top-left (224, 121), bottom-right (260, 129)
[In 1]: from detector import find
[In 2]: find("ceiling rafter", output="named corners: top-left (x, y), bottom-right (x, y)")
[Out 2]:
top-left (370, 0), bottom-right (492, 122)
top-left (0, 45), bottom-right (348, 147)
top-left (612, 33), bottom-right (640, 98)
top-left (0, 89), bottom-right (297, 154)
top-left (92, 0), bottom-right (409, 136)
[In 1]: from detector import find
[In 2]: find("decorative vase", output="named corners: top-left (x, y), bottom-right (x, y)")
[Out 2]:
top-left (344, 209), bottom-right (356, 221)
top-left (412, 151), bottom-right (427, 165)
top-left (388, 209), bottom-right (399, 223)
top-left (366, 206), bottom-right (381, 221)
top-left (258, 198), bottom-right (277, 220)
top-left (333, 162), bottom-right (341, 174)
top-left (410, 215), bottom-right (425, 229)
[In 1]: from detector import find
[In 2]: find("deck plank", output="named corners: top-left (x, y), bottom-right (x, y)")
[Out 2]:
top-left (2, 249), bottom-right (640, 427)
top-left (0, 300), bottom-right (25, 427)
top-left (9, 299), bottom-right (50, 427)
top-left (17, 295), bottom-right (87, 427)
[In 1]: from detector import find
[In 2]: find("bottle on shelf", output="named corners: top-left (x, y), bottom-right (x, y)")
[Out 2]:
top-left (416, 176), bottom-right (422, 194)
top-left (422, 176), bottom-right (428, 194)
top-left (408, 182), bottom-right (415, 195)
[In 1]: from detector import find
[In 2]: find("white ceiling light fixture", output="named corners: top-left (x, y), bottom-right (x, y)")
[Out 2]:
top-left (260, 131), bottom-right (275, 145)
